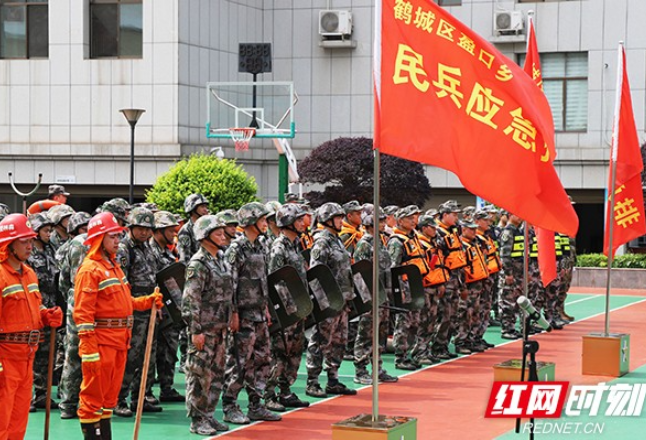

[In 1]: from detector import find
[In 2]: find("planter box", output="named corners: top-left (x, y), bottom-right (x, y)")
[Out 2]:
top-left (572, 267), bottom-right (646, 289)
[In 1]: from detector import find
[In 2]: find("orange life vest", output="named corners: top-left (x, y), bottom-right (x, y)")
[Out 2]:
top-left (477, 230), bottom-right (502, 275)
top-left (418, 233), bottom-right (450, 286)
top-left (461, 237), bottom-right (489, 284)
top-left (436, 222), bottom-right (467, 270)
top-left (390, 228), bottom-right (429, 277)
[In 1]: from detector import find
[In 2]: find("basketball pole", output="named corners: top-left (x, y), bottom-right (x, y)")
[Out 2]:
top-left (279, 154), bottom-right (288, 203)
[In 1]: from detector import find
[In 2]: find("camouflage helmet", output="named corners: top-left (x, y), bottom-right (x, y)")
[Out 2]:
top-left (127, 207), bottom-right (155, 228)
top-left (342, 200), bottom-right (363, 214)
top-left (284, 193), bottom-right (299, 203)
top-left (395, 205), bottom-right (421, 220)
top-left (193, 215), bottom-right (225, 241)
top-left (384, 205), bottom-right (399, 216)
top-left (0, 203), bottom-right (10, 221)
top-left (317, 202), bottom-right (345, 223)
top-left (426, 208), bottom-right (439, 217)
top-left (47, 204), bottom-right (75, 225)
top-left (133, 202), bottom-right (159, 212)
top-left (154, 211), bottom-right (179, 229)
top-left (265, 201), bottom-right (282, 220)
top-left (417, 215), bottom-right (437, 228)
top-left (237, 202), bottom-right (270, 227)
top-left (184, 194), bottom-right (209, 214)
top-left (438, 201), bottom-right (462, 215)
top-left (361, 204), bottom-right (386, 227)
top-left (473, 210), bottom-right (491, 221)
top-left (276, 203), bottom-right (307, 228)
top-left (67, 212), bottom-right (92, 234)
top-left (462, 206), bottom-right (476, 217)
top-left (215, 209), bottom-right (239, 226)
top-left (109, 198), bottom-right (131, 213)
top-left (101, 199), bottom-right (128, 223)
top-left (29, 213), bottom-right (54, 232)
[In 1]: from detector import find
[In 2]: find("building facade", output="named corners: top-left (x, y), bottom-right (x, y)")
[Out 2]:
top-left (1, 0), bottom-right (644, 251)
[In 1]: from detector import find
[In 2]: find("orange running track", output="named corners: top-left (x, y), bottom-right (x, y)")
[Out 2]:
top-left (216, 293), bottom-right (646, 440)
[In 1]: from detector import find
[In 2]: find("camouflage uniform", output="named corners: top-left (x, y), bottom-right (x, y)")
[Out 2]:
top-left (306, 203), bottom-right (356, 395)
top-left (27, 216), bottom-right (61, 406)
top-left (499, 222), bottom-right (525, 336)
top-left (265, 229), bottom-right (308, 405)
top-left (57, 234), bottom-right (89, 417)
top-left (557, 233), bottom-right (576, 315)
top-left (222, 202), bottom-right (279, 421)
top-left (475, 220), bottom-right (501, 343)
top-left (182, 215), bottom-right (233, 432)
top-left (454, 233), bottom-right (486, 351)
top-left (116, 208), bottom-right (159, 410)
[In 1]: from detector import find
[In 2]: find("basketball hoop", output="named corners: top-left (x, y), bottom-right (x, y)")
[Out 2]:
top-left (229, 127), bottom-right (256, 151)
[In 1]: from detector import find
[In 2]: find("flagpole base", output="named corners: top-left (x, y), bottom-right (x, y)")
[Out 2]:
top-left (493, 359), bottom-right (556, 382)
top-left (582, 333), bottom-right (630, 377)
top-left (332, 414), bottom-right (417, 440)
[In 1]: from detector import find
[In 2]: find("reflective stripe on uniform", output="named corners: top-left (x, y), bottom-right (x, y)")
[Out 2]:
top-left (98, 278), bottom-right (121, 291)
top-left (2, 284), bottom-right (24, 298)
top-left (81, 353), bottom-right (100, 363)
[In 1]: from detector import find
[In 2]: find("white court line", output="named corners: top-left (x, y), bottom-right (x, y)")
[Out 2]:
top-left (565, 295), bottom-right (603, 306)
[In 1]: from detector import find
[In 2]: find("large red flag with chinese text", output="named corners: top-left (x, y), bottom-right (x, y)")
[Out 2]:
top-left (374, 0), bottom-right (578, 236)
top-left (603, 46), bottom-right (646, 257)
top-left (523, 17), bottom-right (557, 287)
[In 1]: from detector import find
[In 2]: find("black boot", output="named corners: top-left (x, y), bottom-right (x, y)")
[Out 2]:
top-left (80, 422), bottom-right (102, 440)
top-left (100, 419), bottom-right (112, 440)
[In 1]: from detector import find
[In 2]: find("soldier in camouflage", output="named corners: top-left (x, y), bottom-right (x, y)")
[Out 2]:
top-left (27, 213), bottom-right (61, 411)
top-left (557, 230), bottom-right (576, 322)
top-left (222, 202), bottom-right (282, 424)
top-left (215, 209), bottom-right (240, 251)
top-left (306, 202), bottom-right (358, 398)
top-left (499, 213), bottom-right (525, 339)
top-left (388, 205), bottom-right (424, 370)
top-left (56, 212), bottom-right (92, 419)
top-left (352, 204), bottom-right (398, 385)
top-left (148, 211), bottom-right (185, 402)
top-left (383, 205), bottom-right (399, 237)
top-left (47, 204), bottom-right (75, 250)
top-left (181, 215), bottom-right (233, 435)
top-left (261, 201), bottom-right (282, 251)
top-left (474, 210), bottom-right (499, 350)
top-left (115, 207), bottom-right (163, 416)
top-left (0, 203), bottom-right (10, 221)
top-left (178, 194), bottom-right (210, 265)
top-left (264, 203), bottom-right (311, 411)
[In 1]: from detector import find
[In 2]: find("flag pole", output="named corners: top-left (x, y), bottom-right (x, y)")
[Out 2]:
top-left (604, 41), bottom-right (624, 337)
top-left (371, 147), bottom-right (381, 422)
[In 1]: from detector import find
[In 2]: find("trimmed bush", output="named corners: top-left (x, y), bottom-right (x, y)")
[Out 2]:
top-left (146, 153), bottom-right (258, 216)
top-left (576, 252), bottom-right (646, 268)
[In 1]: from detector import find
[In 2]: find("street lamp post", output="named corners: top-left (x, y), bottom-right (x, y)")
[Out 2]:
top-left (120, 108), bottom-right (145, 205)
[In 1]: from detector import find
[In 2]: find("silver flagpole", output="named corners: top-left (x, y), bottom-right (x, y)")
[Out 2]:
top-left (372, 147), bottom-right (381, 421)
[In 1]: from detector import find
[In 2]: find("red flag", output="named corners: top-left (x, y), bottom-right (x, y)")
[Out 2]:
top-left (523, 17), bottom-right (557, 287)
top-left (374, 0), bottom-right (578, 236)
top-left (603, 45), bottom-right (646, 257)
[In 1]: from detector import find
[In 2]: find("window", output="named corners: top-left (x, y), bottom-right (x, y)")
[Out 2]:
top-left (519, 52), bottom-right (588, 132)
top-left (0, 0), bottom-right (48, 59)
top-left (90, 0), bottom-right (142, 58)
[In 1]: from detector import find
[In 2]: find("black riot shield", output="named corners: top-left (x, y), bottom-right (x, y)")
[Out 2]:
top-left (349, 260), bottom-right (387, 319)
top-left (300, 248), bottom-right (311, 264)
top-left (304, 264), bottom-right (345, 328)
top-left (391, 265), bottom-right (425, 311)
top-left (156, 262), bottom-right (186, 330)
top-left (267, 266), bottom-right (313, 334)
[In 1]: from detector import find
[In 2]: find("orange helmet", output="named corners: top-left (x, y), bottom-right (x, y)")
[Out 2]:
top-left (0, 214), bottom-right (38, 244)
top-left (84, 212), bottom-right (125, 245)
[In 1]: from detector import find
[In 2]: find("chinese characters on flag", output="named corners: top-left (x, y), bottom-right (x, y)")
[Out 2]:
top-left (523, 16), bottom-right (557, 287)
top-left (374, 0), bottom-right (578, 236)
top-left (603, 45), bottom-right (646, 257)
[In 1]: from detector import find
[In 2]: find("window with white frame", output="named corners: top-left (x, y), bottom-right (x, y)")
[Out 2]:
top-left (0, 0), bottom-right (48, 59)
top-left (90, 0), bottom-right (142, 58)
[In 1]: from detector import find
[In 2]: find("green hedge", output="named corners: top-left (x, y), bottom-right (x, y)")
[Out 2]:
top-left (576, 253), bottom-right (646, 269)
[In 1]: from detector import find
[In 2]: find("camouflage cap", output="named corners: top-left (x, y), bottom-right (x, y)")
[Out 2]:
top-left (395, 205), bottom-right (421, 220)
top-left (317, 202), bottom-right (345, 223)
top-left (0, 203), bottom-right (10, 221)
top-left (101, 199), bottom-right (128, 223)
top-left (193, 215), bottom-right (225, 241)
top-left (237, 202), bottom-right (270, 227)
top-left (462, 206), bottom-right (476, 216)
top-left (473, 210), bottom-right (491, 221)
top-left (67, 211), bottom-right (92, 234)
top-left (29, 213), bottom-right (54, 232)
top-left (276, 203), bottom-right (307, 228)
top-left (127, 206), bottom-right (155, 228)
top-left (361, 204), bottom-right (386, 227)
top-left (384, 205), bottom-right (399, 216)
top-left (48, 184), bottom-right (70, 197)
top-left (484, 205), bottom-right (500, 214)
top-left (184, 193), bottom-right (209, 214)
top-left (438, 201), bottom-right (461, 214)
top-left (154, 210), bottom-right (179, 229)
top-left (284, 192), bottom-right (299, 203)
top-left (460, 220), bottom-right (478, 229)
top-left (342, 200), bottom-right (363, 214)
top-left (417, 215), bottom-right (436, 228)
top-left (133, 202), bottom-right (159, 212)
top-left (47, 204), bottom-right (75, 225)
top-left (265, 201), bottom-right (282, 219)
top-left (215, 209), bottom-right (238, 225)
top-left (109, 198), bottom-right (131, 212)
top-left (425, 208), bottom-right (439, 217)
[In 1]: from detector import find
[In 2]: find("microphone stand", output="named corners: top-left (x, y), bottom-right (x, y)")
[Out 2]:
top-left (515, 313), bottom-right (540, 440)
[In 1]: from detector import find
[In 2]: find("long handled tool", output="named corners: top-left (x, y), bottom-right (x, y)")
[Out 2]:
top-left (43, 328), bottom-right (56, 440)
top-left (132, 291), bottom-right (159, 440)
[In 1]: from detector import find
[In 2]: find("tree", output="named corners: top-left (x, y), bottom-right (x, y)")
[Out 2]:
top-left (298, 137), bottom-right (432, 207)
top-left (146, 153), bottom-right (258, 216)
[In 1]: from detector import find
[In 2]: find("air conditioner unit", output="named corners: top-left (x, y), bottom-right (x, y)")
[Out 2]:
top-left (319, 10), bottom-right (353, 37)
top-left (494, 10), bottom-right (524, 35)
